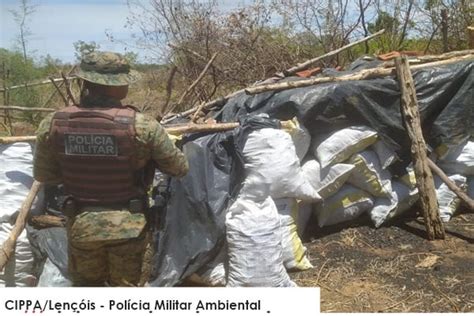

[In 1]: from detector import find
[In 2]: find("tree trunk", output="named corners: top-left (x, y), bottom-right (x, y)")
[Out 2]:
top-left (395, 56), bottom-right (445, 240)
top-left (441, 9), bottom-right (449, 53)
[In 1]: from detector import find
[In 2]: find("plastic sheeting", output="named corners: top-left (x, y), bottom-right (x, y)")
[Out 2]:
top-left (0, 142), bottom-right (45, 222)
top-left (215, 60), bottom-right (474, 172)
top-left (150, 116), bottom-right (288, 286)
top-left (27, 226), bottom-right (69, 277)
top-left (150, 131), bottom-right (235, 286)
top-left (0, 223), bottom-right (36, 287)
top-left (37, 258), bottom-right (72, 287)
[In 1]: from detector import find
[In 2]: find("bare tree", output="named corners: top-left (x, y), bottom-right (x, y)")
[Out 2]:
top-left (9, 0), bottom-right (37, 62)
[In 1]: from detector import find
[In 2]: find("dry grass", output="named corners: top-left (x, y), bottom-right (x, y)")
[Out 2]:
top-left (293, 212), bottom-right (474, 312)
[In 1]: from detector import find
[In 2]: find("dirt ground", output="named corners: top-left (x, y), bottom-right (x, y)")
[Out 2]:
top-left (293, 209), bottom-right (474, 313)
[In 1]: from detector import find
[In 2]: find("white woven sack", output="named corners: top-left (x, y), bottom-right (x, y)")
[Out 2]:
top-left (241, 128), bottom-right (321, 201)
top-left (369, 181), bottom-right (419, 227)
top-left (314, 185), bottom-right (374, 227)
top-left (37, 258), bottom-right (72, 287)
top-left (438, 141), bottom-right (474, 175)
top-left (399, 166), bottom-right (417, 190)
top-left (302, 159), bottom-right (354, 199)
top-left (312, 126), bottom-right (378, 168)
top-left (369, 196), bottom-right (397, 228)
top-left (283, 118), bottom-right (311, 162)
top-left (0, 143), bottom-right (44, 222)
top-left (389, 181), bottom-right (419, 220)
top-left (0, 223), bottom-right (36, 287)
top-left (372, 139), bottom-right (398, 169)
top-left (226, 196), bottom-right (295, 287)
top-left (274, 198), bottom-right (313, 271)
top-left (435, 174), bottom-right (466, 222)
top-left (347, 150), bottom-right (393, 198)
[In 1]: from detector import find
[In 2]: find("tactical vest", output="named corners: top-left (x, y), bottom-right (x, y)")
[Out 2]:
top-left (50, 105), bottom-right (146, 205)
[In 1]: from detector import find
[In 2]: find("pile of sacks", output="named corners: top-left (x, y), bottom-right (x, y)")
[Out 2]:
top-left (191, 122), bottom-right (473, 287)
top-left (304, 125), bottom-right (473, 228)
top-left (191, 123), bottom-right (320, 287)
top-left (0, 143), bottom-right (41, 287)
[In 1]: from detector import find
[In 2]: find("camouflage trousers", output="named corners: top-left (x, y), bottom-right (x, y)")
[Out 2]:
top-left (68, 234), bottom-right (148, 286)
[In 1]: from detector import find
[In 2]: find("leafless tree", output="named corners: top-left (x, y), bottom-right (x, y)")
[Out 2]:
top-left (9, 0), bottom-right (37, 62)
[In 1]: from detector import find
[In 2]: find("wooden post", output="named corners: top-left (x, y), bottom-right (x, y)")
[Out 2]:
top-left (0, 136), bottom-right (37, 144)
top-left (61, 72), bottom-right (78, 106)
top-left (49, 77), bottom-right (69, 106)
top-left (428, 158), bottom-right (474, 211)
top-left (469, 26), bottom-right (474, 49)
top-left (0, 106), bottom-right (55, 112)
top-left (0, 77), bottom-right (75, 93)
top-left (164, 53), bottom-right (218, 116)
top-left (0, 121), bottom-right (293, 143)
top-left (395, 55), bottom-right (445, 240)
top-left (0, 181), bottom-right (42, 271)
top-left (2, 63), bottom-right (13, 135)
top-left (441, 9), bottom-right (449, 53)
top-left (280, 29), bottom-right (386, 77)
top-left (245, 54), bottom-right (474, 95)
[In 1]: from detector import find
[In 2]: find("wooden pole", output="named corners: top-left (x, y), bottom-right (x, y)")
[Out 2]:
top-left (49, 77), bottom-right (69, 106)
top-left (42, 66), bottom-right (77, 108)
top-left (30, 215), bottom-right (65, 228)
top-left (245, 54), bottom-right (474, 95)
top-left (161, 95), bottom-right (231, 124)
top-left (0, 106), bottom-right (55, 112)
top-left (61, 72), bottom-right (78, 106)
top-left (0, 181), bottom-right (42, 271)
top-left (0, 77), bottom-right (75, 92)
top-left (0, 121), bottom-right (293, 143)
top-left (381, 49), bottom-right (474, 67)
top-left (164, 53), bottom-right (218, 116)
top-left (279, 29), bottom-right (386, 77)
top-left (191, 101), bottom-right (206, 123)
top-left (395, 55), bottom-right (445, 240)
top-left (2, 63), bottom-right (13, 135)
top-left (441, 9), bottom-right (449, 53)
top-left (165, 122), bottom-right (240, 135)
top-left (0, 136), bottom-right (36, 144)
top-left (428, 158), bottom-right (474, 211)
top-left (469, 26), bottom-right (474, 49)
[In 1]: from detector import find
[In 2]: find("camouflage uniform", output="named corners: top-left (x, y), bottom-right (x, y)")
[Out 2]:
top-left (33, 52), bottom-right (189, 286)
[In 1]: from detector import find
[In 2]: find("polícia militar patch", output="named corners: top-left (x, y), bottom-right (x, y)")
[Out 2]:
top-left (64, 133), bottom-right (118, 156)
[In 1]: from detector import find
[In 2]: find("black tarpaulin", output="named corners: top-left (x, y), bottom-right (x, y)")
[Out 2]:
top-left (215, 60), bottom-right (474, 170)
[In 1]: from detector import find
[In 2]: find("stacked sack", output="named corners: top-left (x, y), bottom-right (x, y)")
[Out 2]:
top-left (0, 142), bottom-right (43, 287)
top-left (191, 122), bottom-right (471, 286)
top-left (302, 126), bottom-right (471, 229)
top-left (227, 127), bottom-right (320, 287)
top-left (193, 124), bottom-right (320, 287)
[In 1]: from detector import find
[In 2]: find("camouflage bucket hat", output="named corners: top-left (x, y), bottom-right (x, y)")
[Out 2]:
top-left (74, 51), bottom-right (141, 86)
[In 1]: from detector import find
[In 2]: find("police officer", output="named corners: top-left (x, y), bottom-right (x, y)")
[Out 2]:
top-left (33, 51), bottom-right (189, 286)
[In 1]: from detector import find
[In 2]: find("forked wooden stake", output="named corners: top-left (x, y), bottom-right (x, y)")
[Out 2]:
top-left (0, 181), bottom-right (42, 271)
top-left (395, 55), bottom-right (445, 240)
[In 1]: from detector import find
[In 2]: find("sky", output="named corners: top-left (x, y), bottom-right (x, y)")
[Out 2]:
top-left (0, 0), bottom-right (250, 63)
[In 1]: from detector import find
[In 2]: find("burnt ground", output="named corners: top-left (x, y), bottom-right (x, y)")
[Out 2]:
top-left (292, 208), bottom-right (474, 312)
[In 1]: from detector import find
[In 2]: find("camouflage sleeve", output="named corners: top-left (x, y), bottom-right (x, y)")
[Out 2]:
top-left (33, 113), bottom-right (62, 184)
top-left (135, 113), bottom-right (189, 177)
